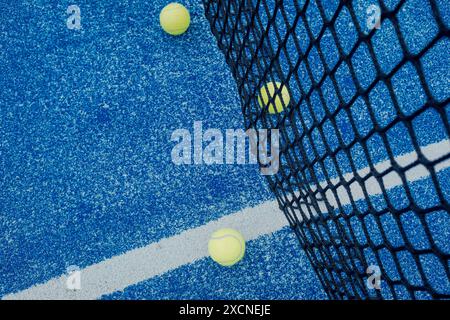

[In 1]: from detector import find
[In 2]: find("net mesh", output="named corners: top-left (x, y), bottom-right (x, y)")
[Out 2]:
top-left (203, 0), bottom-right (450, 299)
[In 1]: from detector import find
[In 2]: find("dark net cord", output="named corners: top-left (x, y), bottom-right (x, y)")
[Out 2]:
top-left (203, 0), bottom-right (450, 299)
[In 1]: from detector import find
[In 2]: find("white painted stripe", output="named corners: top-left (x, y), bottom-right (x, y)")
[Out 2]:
top-left (4, 139), bottom-right (449, 300)
top-left (293, 139), bottom-right (450, 220)
top-left (3, 201), bottom-right (286, 300)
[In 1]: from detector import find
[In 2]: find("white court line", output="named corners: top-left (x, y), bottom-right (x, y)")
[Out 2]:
top-left (295, 139), bottom-right (450, 219)
top-left (3, 201), bottom-right (286, 300)
top-left (3, 139), bottom-right (449, 300)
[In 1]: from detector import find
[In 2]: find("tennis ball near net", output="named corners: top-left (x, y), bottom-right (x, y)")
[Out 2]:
top-left (208, 228), bottom-right (246, 267)
top-left (159, 3), bottom-right (191, 36)
top-left (257, 81), bottom-right (290, 114)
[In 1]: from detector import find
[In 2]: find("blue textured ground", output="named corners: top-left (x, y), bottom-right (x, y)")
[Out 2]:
top-left (0, 0), bottom-right (316, 299)
top-left (103, 227), bottom-right (327, 300)
top-left (1, 0), bottom-right (449, 300)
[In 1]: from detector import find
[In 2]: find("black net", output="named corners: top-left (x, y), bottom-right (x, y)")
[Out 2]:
top-left (203, 0), bottom-right (450, 299)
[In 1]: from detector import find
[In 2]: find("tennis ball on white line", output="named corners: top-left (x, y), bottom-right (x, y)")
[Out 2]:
top-left (257, 81), bottom-right (290, 114)
top-left (208, 228), bottom-right (246, 267)
top-left (160, 3), bottom-right (191, 36)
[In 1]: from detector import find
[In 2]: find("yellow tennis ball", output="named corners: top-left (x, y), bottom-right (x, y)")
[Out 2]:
top-left (159, 3), bottom-right (191, 36)
top-left (208, 228), bottom-right (246, 267)
top-left (257, 81), bottom-right (290, 114)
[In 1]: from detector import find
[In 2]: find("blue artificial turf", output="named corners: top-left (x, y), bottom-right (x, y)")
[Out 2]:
top-left (0, 0), bottom-right (449, 300)
top-left (103, 227), bottom-right (328, 300)
top-left (0, 0), bottom-right (272, 296)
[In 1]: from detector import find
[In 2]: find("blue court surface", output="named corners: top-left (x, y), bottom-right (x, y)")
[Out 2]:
top-left (0, 0), bottom-right (449, 300)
